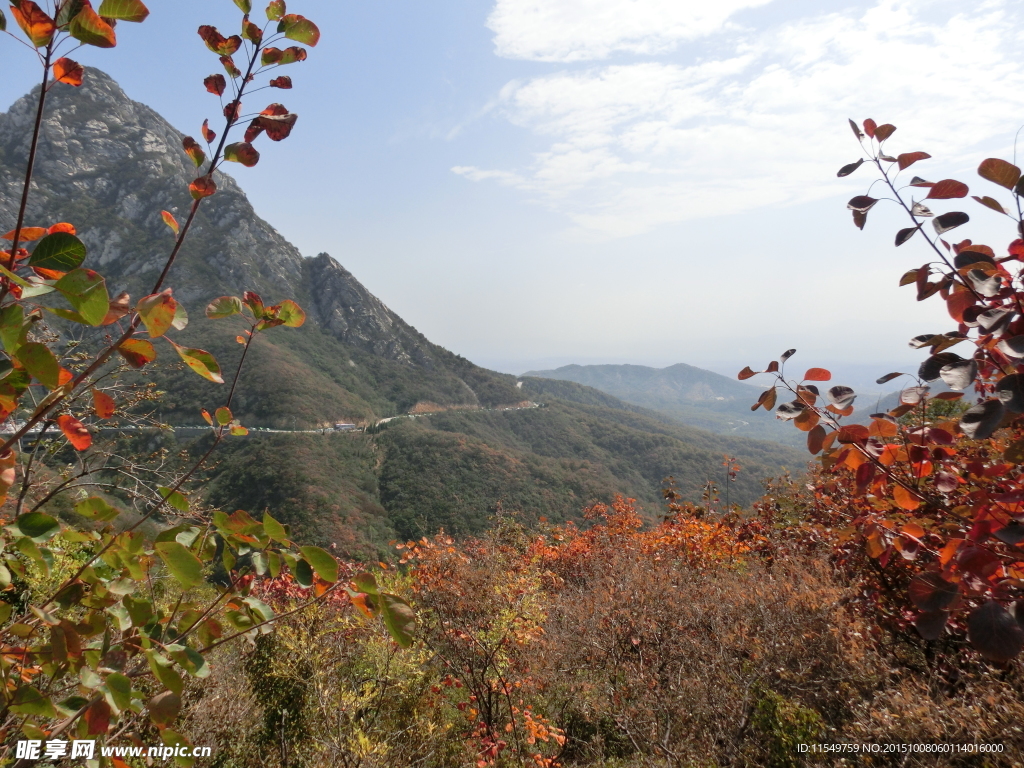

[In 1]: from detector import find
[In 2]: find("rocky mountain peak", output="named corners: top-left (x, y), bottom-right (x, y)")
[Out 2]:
top-left (0, 68), bottom-right (439, 368)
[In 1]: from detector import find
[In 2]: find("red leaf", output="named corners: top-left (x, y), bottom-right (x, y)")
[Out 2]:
top-left (806, 425), bottom-right (828, 455)
top-left (926, 179), bottom-right (969, 199)
top-left (197, 24), bottom-right (240, 56)
top-left (854, 462), bottom-right (875, 495)
top-left (874, 123), bottom-right (896, 141)
top-left (53, 57), bottom-right (84, 86)
top-left (204, 73), bottom-right (226, 96)
top-left (863, 118), bottom-right (877, 138)
top-left (803, 367), bottom-right (831, 381)
top-left (189, 177), bottom-right (217, 200)
top-left (223, 99), bottom-right (242, 122)
top-left (201, 119), bottom-right (216, 143)
top-left (224, 142), bottom-right (260, 167)
top-left (897, 151), bottom-right (930, 171)
top-left (737, 366), bottom-right (756, 380)
top-left (57, 415), bottom-right (92, 451)
top-left (92, 389), bottom-right (115, 419)
top-left (978, 158), bottom-right (1021, 190)
top-left (220, 55), bottom-right (241, 79)
top-left (967, 601), bottom-right (1024, 664)
top-left (84, 698), bottom-right (111, 735)
top-left (269, 76), bottom-right (292, 89)
top-left (182, 136), bottom-right (206, 168)
top-left (837, 424), bottom-right (869, 444)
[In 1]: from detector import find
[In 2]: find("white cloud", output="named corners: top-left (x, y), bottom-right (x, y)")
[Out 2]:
top-left (487, 0), bottom-right (772, 62)
top-left (461, 0), bottom-right (1024, 238)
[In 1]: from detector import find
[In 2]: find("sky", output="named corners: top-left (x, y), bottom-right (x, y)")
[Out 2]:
top-left (4, 0), bottom-right (1024, 391)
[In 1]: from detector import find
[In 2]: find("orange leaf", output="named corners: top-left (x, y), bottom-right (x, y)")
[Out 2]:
top-left (946, 289), bottom-right (975, 323)
top-left (117, 338), bottom-right (157, 369)
top-left (47, 222), bottom-right (76, 235)
top-left (892, 484), bottom-right (922, 511)
top-left (161, 211), bottom-right (180, 235)
top-left (1, 227), bottom-right (46, 242)
top-left (57, 415), bottom-right (92, 451)
top-left (803, 367), bottom-right (831, 381)
top-left (11, 1), bottom-right (55, 47)
top-left (102, 291), bottom-right (131, 325)
top-left (189, 177), bottom-right (217, 200)
top-left (92, 389), bottom-right (115, 419)
top-left (53, 57), bottom-right (84, 86)
top-left (737, 366), bottom-right (756, 380)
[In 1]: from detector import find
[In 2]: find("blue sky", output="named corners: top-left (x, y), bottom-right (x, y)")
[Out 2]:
top-left (4, 0), bottom-right (1024, 390)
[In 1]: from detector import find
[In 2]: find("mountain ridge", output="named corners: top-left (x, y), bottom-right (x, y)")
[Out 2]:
top-left (0, 69), bottom-right (805, 556)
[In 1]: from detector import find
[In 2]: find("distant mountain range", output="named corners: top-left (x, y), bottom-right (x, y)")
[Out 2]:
top-left (0, 71), bottom-right (806, 557)
top-left (524, 363), bottom-right (806, 445)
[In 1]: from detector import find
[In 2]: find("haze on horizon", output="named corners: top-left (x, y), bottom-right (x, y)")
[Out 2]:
top-left (3, 0), bottom-right (1023, 385)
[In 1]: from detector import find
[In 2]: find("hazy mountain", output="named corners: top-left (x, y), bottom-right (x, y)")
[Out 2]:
top-left (524, 363), bottom-right (805, 445)
top-left (0, 71), bottom-right (806, 556)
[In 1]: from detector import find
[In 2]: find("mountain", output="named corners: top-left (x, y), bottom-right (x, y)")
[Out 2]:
top-left (0, 71), bottom-right (806, 557)
top-left (524, 363), bottom-right (805, 445)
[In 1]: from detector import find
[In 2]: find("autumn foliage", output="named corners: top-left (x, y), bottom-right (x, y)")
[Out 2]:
top-left (0, 1), bottom-right (411, 759)
top-left (740, 118), bottom-right (1024, 666)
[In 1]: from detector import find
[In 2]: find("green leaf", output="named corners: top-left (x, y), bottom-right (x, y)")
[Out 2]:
top-left (277, 13), bottom-right (319, 45)
top-left (13, 512), bottom-right (60, 542)
top-left (75, 497), bottom-right (121, 522)
top-left (155, 542), bottom-right (203, 589)
top-left (206, 295), bottom-right (242, 319)
top-left (0, 304), bottom-right (27, 354)
top-left (266, 0), bottom-right (285, 21)
top-left (215, 407), bottom-right (232, 426)
top-left (28, 232), bottom-right (86, 272)
top-left (124, 594), bottom-right (155, 627)
top-left (243, 595), bottom-right (274, 623)
top-left (170, 647), bottom-right (209, 678)
top-left (353, 572), bottom-right (379, 595)
top-left (263, 512), bottom-right (288, 542)
top-left (0, 602), bottom-right (12, 624)
top-left (10, 685), bottom-right (58, 718)
top-left (105, 672), bottom-right (133, 711)
top-left (55, 0), bottom-right (86, 28)
top-left (168, 340), bottom-right (224, 384)
top-left (55, 268), bottom-right (109, 326)
top-left (294, 558), bottom-right (313, 587)
top-left (97, 0), bottom-right (149, 22)
top-left (380, 592), bottom-right (416, 648)
top-left (276, 299), bottom-right (305, 327)
top-left (0, 264), bottom-right (29, 291)
top-left (0, 9), bottom-right (6, 32)
top-left (161, 730), bottom-right (196, 768)
top-left (299, 545), bottom-right (338, 583)
top-left (146, 651), bottom-right (184, 696)
top-left (68, 3), bottom-right (116, 47)
top-left (16, 342), bottom-right (60, 389)
top-left (157, 487), bottom-right (190, 514)
top-left (234, 0), bottom-right (252, 12)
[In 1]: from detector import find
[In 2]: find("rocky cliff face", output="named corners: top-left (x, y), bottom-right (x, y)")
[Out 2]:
top-left (0, 69), bottom-right (444, 370)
